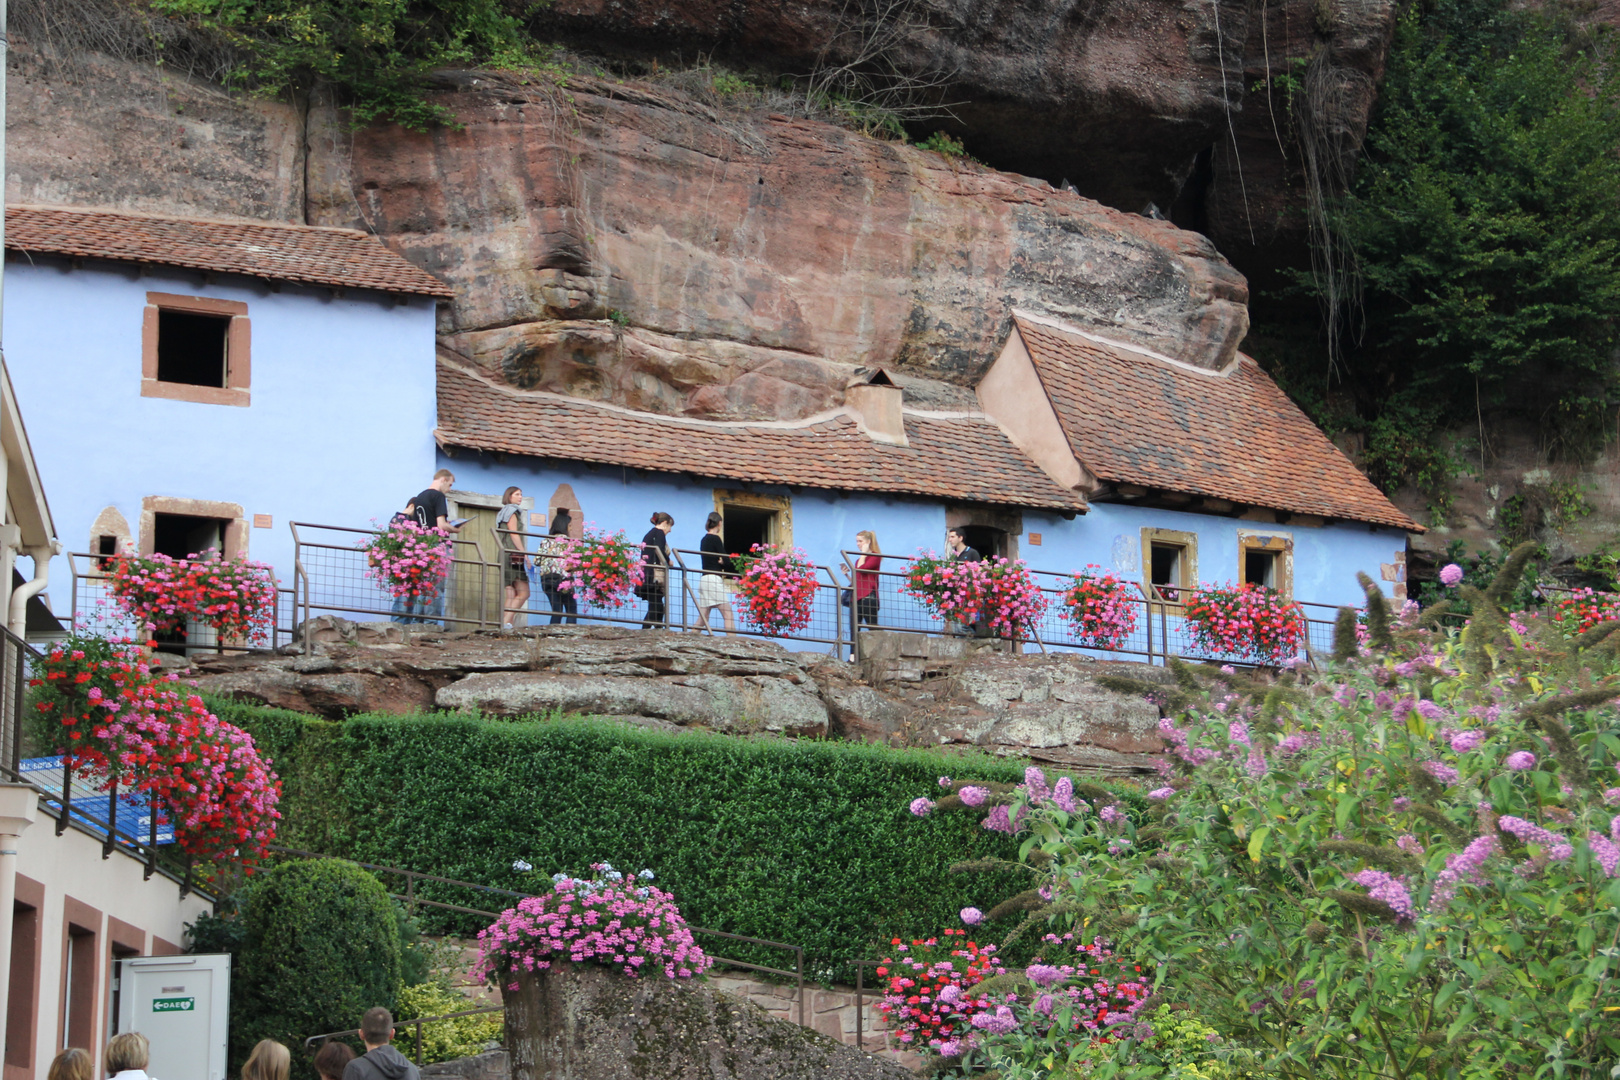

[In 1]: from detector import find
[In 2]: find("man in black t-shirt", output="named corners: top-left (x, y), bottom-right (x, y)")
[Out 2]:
top-left (946, 527), bottom-right (983, 636)
top-left (395, 469), bottom-right (460, 625)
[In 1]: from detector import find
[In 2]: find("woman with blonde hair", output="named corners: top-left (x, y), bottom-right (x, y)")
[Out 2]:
top-left (104, 1033), bottom-right (152, 1080)
top-left (241, 1040), bottom-right (290, 1080)
top-left (47, 1048), bottom-right (92, 1080)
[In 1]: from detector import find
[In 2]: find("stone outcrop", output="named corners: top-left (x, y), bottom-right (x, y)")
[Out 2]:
top-left (184, 622), bottom-right (1167, 774)
top-left (8, 37), bottom-right (1248, 419)
top-left (503, 965), bottom-right (911, 1080)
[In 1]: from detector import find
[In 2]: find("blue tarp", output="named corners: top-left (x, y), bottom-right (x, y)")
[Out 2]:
top-left (19, 757), bottom-right (175, 845)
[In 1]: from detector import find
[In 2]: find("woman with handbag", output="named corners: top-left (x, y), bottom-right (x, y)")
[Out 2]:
top-left (640, 512), bottom-right (674, 628)
top-left (496, 486), bottom-right (530, 631)
top-left (539, 509), bottom-right (577, 624)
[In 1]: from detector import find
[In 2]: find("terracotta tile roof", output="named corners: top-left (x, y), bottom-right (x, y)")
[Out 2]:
top-left (1014, 316), bottom-right (1420, 531)
top-left (436, 363), bottom-right (1086, 511)
top-left (5, 205), bottom-right (453, 298)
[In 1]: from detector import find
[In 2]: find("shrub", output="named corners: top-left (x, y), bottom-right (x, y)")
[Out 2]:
top-left (232, 860), bottom-right (403, 1078)
top-left (209, 701), bottom-right (1147, 978)
top-left (394, 983), bottom-right (502, 1065)
top-left (910, 549), bottom-right (1620, 1077)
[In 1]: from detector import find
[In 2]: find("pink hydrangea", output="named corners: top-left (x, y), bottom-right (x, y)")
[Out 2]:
top-left (1439, 563), bottom-right (1464, 587)
top-left (959, 786), bottom-right (989, 807)
top-left (909, 797), bottom-right (934, 817)
top-left (1506, 751), bottom-right (1538, 771)
top-left (960, 907), bottom-right (983, 925)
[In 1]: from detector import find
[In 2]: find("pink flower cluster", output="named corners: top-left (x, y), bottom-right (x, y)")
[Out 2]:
top-left (1548, 587), bottom-right (1620, 635)
top-left (109, 550), bottom-right (279, 645)
top-left (1351, 869), bottom-right (1416, 924)
top-left (1182, 581), bottom-right (1306, 664)
top-left (1060, 566), bottom-right (1139, 650)
top-left (733, 545), bottom-right (819, 634)
top-left (550, 531), bottom-right (638, 612)
top-left (476, 863), bottom-right (710, 987)
top-left (903, 553), bottom-right (1049, 638)
top-left (554, 527), bottom-right (640, 608)
top-left (362, 519), bottom-right (452, 601)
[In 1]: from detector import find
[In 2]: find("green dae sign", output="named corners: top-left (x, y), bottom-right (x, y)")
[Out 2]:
top-left (152, 997), bottom-right (195, 1013)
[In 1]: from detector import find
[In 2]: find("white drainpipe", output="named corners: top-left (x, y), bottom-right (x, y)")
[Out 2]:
top-left (9, 540), bottom-right (59, 638)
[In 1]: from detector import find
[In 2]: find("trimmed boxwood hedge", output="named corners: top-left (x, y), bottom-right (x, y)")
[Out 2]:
top-left (217, 700), bottom-right (1145, 978)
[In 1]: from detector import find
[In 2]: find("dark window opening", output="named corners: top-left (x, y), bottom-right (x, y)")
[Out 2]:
top-left (1244, 549), bottom-right (1278, 589)
top-left (7, 902), bottom-right (37, 1069)
top-left (151, 513), bottom-right (230, 654)
top-left (95, 534), bottom-right (118, 572)
top-left (107, 942), bottom-right (141, 1037)
top-left (152, 513), bottom-right (227, 561)
top-left (1150, 542), bottom-right (1185, 599)
top-left (63, 925), bottom-right (96, 1051)
top-left (722, 505), bottom-right (775, 563)
top-left (959, 525), bottom-right (1007, 561)
top-left (156, 310), bottom-right (229, 388)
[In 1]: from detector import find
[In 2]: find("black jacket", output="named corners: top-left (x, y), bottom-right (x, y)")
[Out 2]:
top-left (343, 1045), bottom-right (420, 1080)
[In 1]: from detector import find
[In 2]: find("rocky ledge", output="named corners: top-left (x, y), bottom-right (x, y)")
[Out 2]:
top-left (184, 620), bottom-right (1171, 774)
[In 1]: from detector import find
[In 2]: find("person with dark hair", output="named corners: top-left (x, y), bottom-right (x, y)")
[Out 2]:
top-left (945, 527), bottom-right (983, 636)
top-left (538, 509), bottom-right (577, 625)
top-left (640, 512), bottom-right (674, 628)
top-left (313, 1042), bottom-right (355, 1080)
top-left (395, 468), bottom-right (460, 626)
top-left (496, 486), bottom-right (530, 631)
top-left (342, 1008), bottom-right (419, 1080)
top-left (697, 512), bottom-right (736, 634)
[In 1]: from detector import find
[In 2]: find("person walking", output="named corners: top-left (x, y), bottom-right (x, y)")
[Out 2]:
top-left (945, 527), bottom-right (983, 637)
top-left (241, 1041), bottom-right (290, 1080)
top-left (640, 512), bottom-right (673, 628)
top-left (696, 512), bottom-right (737, 634)
top-left (342, 1008), bottom-right (421, 1080)
top-left (313, 1042), bottom-right (355, 1080)
top-left (496, 486), bottom-right (530, 631)
top-left (104, 1033), bottom-right (154, 1080)
top-left (47, 1048), bottom-right (92, 1080)
top-left (396, 469), bottom-right (461, 626)
top-left (854, 530), bottom-right (882, 627)
top-left (538, 509), bottom-right (578, 625)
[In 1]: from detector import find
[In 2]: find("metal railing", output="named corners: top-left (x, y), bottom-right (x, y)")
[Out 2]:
top-left (0, 623), bottom-right (200, 896)
top-left (275, 846), bottom-right (808, 1029)
top-left (838, 551), bottom-right (1346, 667)
top-left (301, 1006), bottom-right (504, 1066)
top-left (68, 550), bottom-right (298, 653)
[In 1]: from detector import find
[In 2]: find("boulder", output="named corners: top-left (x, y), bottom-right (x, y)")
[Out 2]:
top-left (503, 965), bottom-right (911, 1080)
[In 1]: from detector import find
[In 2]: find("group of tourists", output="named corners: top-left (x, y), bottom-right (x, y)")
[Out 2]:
top-left (48, 1008), bottom-right (422, 1080)
top-left (386, 469), bottom-right (988, 637)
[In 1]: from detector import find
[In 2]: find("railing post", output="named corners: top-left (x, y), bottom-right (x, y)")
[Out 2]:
top-left (796, 946), bottom-right (804, 1028)
top-left (10, 634), bottom-right (23, 777)
top-left (103, 778), bottom-right (118, 858)
top-left (145, 795), bottom-right (158, 880)
top-left (855, 962), bottom-right (863, 1051)
top-left (56, 754), bottom-right (70, 836)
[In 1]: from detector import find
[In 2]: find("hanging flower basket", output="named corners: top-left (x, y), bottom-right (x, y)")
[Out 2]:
top-left (732, 544), bottom-right (819, 634)
top-left (555, 527), bottom-right (640, 608)
top-left (108, 551), bottom-right (278, 645)
top-left (1182, 582), bottom-right (1305, 663)
top-left (1549, 587), bottom-right (1620, 636)
top-left (362, 519), bottom-right (453, 603)
top-left (1060, 567), bottom-right (1139, 650)
top-left (904, 554), bottom-right (1048, 638)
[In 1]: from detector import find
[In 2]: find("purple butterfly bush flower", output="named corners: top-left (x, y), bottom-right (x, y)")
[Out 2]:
top-left (959, 786), bottom-right (989, 807)
top-left (1421, 761), bottom-right (1461, 786)
top-left (1051, 776), bottom-right (1078, 813)
top-left (1352, 869), bottom-right (1416, 924)
top-left (1449, 730), bottom-right (1485, 754)
top-left (970, 1005), bottom-right (1019, 1034)
top-left (959, 907), bottom-right (983, 926)
top-left (1497, 816), bottom-right (1574, 860)
top-left (1148, 787), bottom-right (1176, 800)
top-left (1025, 964), bottom-right (1065, 988)
top-left (1590, 832), bottom-right (1620, 878)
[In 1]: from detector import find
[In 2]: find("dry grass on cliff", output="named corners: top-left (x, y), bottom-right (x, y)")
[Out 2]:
top-left (12, 0), bottom-right (241, 82)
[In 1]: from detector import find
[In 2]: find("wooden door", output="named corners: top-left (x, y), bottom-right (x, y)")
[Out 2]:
top-left (450, 505), bottom-right (503, 628)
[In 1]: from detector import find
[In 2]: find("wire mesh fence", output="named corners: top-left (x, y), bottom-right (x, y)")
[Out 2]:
top-left (68, 551), bottom-right (297, 653)
top-left (837, 551), bottom-right (1354, 667)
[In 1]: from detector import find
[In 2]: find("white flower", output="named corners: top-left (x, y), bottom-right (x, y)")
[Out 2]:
top-left (639, 869), bottom-right (655, 880)
top-left (512, 859), bottom-right (533, 872)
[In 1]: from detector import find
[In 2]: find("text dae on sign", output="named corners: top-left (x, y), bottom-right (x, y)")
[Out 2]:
top-left (152, 997), bottom-right (196, 1013)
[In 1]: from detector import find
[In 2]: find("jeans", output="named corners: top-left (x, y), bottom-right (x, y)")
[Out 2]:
top-left (389, 581), bottom-right (448, 626)
top-left (542, 574), bottom-right (578, 625)
top-left (642, 588), bottom-right (667, 629)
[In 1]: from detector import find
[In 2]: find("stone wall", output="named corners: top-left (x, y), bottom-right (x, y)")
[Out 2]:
top-left (502, 965), bottom-right (912, 1080)
top-left (186, 622), bottom-right (1171, 774)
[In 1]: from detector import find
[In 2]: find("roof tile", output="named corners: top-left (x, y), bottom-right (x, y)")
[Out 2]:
top-left (1015, 317), bottom-right (1419, 531)
top-left (436, 363), bottom-right (1086, 512)
top-left (5, 205), bottom-right (453, 298)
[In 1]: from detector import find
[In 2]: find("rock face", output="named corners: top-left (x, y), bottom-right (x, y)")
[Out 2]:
top-left (186, 622), bottom-right (1167, 774)
top-left (503, 965), bottom-right (912, 1080)
top-left (7, 39), bottom-right (1248, 418)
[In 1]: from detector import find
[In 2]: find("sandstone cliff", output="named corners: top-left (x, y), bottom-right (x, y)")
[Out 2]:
top-left (7, 38), bottom-right (1248, 421)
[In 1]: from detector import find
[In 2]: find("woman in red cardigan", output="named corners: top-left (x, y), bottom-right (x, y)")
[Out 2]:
top-left (854, 530), bottom-right (882, 626)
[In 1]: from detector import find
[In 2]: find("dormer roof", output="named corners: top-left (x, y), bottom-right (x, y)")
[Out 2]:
top-left (1008, 314), bottom-right (1420, 531)
top-left (5, 205), bottom-right (454, 298)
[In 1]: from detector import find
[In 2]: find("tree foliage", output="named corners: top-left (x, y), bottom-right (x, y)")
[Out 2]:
top-left (147, 0), bottom-right (551, 128)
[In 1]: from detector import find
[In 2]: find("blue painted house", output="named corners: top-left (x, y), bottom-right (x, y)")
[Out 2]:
top-left (2, 204), bottom-right (451, 627)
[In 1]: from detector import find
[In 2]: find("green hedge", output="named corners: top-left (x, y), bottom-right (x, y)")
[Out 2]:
top-left (218, 700), bottom-right (1145, 979)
